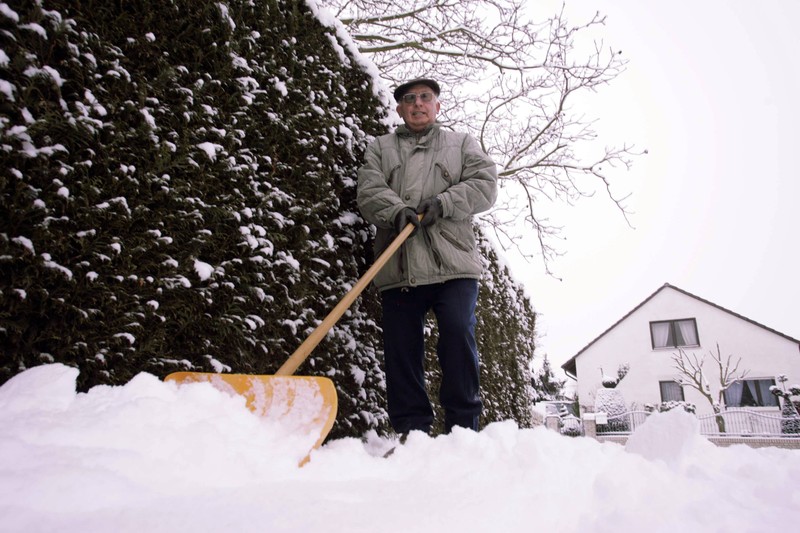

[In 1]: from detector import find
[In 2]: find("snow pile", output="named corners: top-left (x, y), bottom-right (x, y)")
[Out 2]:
top-left (1, 364), bottom-right (799, 532)
top-left (625, 408), bottom-right (711, 467)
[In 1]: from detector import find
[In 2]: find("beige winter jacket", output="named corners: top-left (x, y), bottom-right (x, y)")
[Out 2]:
top-left (357, 123), bottom-right (498, 291)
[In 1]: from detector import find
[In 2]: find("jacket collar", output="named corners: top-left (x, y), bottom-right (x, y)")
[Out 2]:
top-left (396, 122), bottom-right (440, 141)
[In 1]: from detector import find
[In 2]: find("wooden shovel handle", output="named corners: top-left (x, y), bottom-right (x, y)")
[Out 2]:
top-left (276, 216), bottom-right (421, 376)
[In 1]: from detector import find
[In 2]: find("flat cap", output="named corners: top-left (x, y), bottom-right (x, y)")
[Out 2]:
top-left (393, 78), bottom-right (441, 102)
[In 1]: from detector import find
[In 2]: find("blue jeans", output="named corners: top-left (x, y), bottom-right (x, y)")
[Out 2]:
top-left (381, 278), bottom-right (482, 434)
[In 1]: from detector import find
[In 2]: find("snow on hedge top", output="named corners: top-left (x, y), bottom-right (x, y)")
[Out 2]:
top-left (304, 0), bottom-right (394, 118)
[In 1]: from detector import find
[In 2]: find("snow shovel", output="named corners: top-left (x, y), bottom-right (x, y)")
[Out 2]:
top-left (165, 217), bottom-right (420, 464)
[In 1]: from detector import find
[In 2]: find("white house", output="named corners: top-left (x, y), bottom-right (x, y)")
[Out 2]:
top-left (561, 283), bottom-right (800, 417)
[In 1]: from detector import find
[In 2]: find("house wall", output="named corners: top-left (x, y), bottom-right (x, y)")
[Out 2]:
top-left (574, 287), bottom-right (800, 417)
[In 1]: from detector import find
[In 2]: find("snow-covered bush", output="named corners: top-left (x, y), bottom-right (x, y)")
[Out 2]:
top-left (530, 355), bottom-right (566, 402)
top-left (595, 387), bottom-right (629, 432)
top-left (560, 414), bottom-right (583, 437)
top-left (780, 402), bottom-right (800, 435)
top-left (467, 235), bottom-right (538, 430)
top-left (771, 376), bottom-right (800, 435)
top-left (600, 363), bottom-right (629, 388)
top-left (617, 362), bottom-right (630, 382)
top-left (602, 374), bottom-right (618, 389)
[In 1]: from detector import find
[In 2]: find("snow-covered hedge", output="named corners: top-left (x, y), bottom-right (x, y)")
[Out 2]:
top-left (0, 0), bottom-right (537, 438)
top-left (0, 0), bottom-right (388, 439)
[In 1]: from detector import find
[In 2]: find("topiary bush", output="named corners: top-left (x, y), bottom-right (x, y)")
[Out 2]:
top-left (595, 387), bottom-right (629, 432)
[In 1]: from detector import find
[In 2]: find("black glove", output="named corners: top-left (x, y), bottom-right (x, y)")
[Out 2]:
top-left (417, 196), bottom-right (443, 227)
top-left (394, 207), bottom-right (420, 237)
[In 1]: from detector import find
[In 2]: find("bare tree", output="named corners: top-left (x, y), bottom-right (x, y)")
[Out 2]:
top-left (323, 0), bottom-right (644, 273)
top-left (672, 343), bottom-right (749, 432)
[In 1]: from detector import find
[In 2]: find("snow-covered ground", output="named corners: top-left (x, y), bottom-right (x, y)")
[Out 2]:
top-left (2, 364), bottom-right (798, 533)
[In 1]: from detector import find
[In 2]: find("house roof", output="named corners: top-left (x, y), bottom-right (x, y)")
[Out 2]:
top-left (560, 283), bottom-right (800, 379)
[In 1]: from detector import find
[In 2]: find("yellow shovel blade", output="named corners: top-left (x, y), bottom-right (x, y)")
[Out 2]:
top-left (164, 372), bottom-right (337, 465)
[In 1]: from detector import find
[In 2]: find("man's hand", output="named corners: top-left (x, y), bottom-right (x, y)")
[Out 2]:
top-left (394, 207), bottom-right (421, 237)
top-left (417, 196), bottom-right (443, 227)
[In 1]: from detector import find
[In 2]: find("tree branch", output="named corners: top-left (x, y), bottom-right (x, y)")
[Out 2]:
top-left (321, 0), bottom-right (644, 273)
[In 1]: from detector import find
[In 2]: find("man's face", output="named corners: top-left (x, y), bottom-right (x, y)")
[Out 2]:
top-left (396, 84), bottom-right (440, 133)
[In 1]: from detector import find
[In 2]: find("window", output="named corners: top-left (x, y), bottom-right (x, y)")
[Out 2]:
top-left (724, 379), bottom-right (779, 408)
top-left (660, 381), bottom-right (685, 402)
top-left (650, 319), bottom-right (699, 349)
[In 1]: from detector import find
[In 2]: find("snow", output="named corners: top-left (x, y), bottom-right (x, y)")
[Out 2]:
top-left (193, 259), bottom-right (215, 281)
top-left (304, 0), bottom-right (395, 119)
top-left (2, 1), bottom-right (798, 530)
top-left (0, 2), bottom-right (20, 23)
top-left (0, 78), bottom-right (14, 100)
top-left (196, 141), bottom-right (224, 161)
top-left (19, 22), bottom-right (47, 39)
top-left (1, 364), bottom-right (798, 532)
top-left (24, 65), bottom-right (63, 87)
top-left (11, 236), bottom-right (35, 254)
top-left (41, 253), bottom-right (73, 279)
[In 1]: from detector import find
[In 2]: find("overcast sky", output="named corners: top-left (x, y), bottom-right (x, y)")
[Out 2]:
top-left (508, 0), bottom-right (800, 377)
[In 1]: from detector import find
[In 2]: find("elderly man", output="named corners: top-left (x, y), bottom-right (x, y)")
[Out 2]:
top-left (357, 78), bottom-right (498, 436)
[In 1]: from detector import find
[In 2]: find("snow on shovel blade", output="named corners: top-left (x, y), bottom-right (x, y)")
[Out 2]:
top-left (165, 372), bottom-right (337, 465)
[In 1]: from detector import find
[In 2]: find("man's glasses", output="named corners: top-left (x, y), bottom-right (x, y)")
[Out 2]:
top-left (400, 92), bottom-right (436, 104)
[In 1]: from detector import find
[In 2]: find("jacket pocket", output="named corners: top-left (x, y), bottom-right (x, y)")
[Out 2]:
top-left (439, 228), bottom-right (471, 253)
top-left (372, 228), bottom-right (404, 287)
top-left (430, 221), bottom-right (481, 277)
top-left (434, 162), bottom-right (454, 188)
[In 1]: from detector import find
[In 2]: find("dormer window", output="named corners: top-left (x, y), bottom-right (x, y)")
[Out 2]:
top-left (650, 319), bottom-right (699, 349)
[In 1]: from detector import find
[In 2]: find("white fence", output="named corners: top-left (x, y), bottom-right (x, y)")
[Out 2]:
top-left (591, 408), bottom-right (800, 439)
top-left (697, 409), bottom-right (796, 436)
